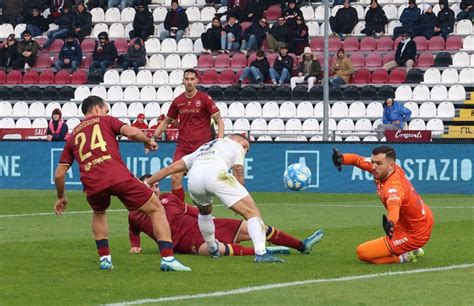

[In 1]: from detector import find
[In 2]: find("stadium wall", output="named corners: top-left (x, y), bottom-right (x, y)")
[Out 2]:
top-left (0, 142), bottom-right (473, 194)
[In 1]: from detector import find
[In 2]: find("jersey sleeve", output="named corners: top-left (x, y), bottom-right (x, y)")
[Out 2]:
top-left (384, 183), bottom-right (405, 224)
top-left (108, 116), bottom-right (126, 136)
top-left (182, 149), bottom-right (200, 169)
top-left (167, 100), bottom-right (179, 120)
top-left (128, 217), bottom-right (142, 248)
top-left (233, 145), bottom-right (245, 166)
top-left (184, 204), bottom-right (199, 217)
top-left (203, 93), bottom-right (220, 116)
top-left (58, 137), bottom-right (74, 167)
top-left (342, 153), bottom-right (373, 172)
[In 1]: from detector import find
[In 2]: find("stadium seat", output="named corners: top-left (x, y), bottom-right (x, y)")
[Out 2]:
top-left (360, 85), bottom-right (378, 100)
top-left (25, 86), bottom-right (41, 100)
top-left (342, 85), bottom-right (360, 100)
top-left (403, 102), bottom-right (419, 118)
top-left (62, 102), bottom-right (78, 117)
top-left (456, 19), bottom-right (473, 35)
top-left (223, 118), bottom-right (233, 133)
top-left (189, 22), bottom-right (205, 37)
top-left (114, 38), bottom-right (129, 53)
top-left (437, 102), bottom-right (455, 118)
top-left (446, 36), bottom-right (463, 51)
top-left (459, 68), bottom-right (474, 83)
top-left (307, 21), bottom-right (320, 36)
top-left (145, 38), bottom-right (161, 53)
top-left (123, 86), bottom-right (140, 101)
top-left (214, 53), bottom-right (231, 68)
top-left (186, 7), bottom-right (200, 22)
top-left (74, 86), bottom-right (91, 100)
top-left (111, 102), bottom-right (128, 117)
top-left (342, 37), bottom-right (359, 52)
top-left (389, 68), bottom-right (406, 83)
top-left (395, 85), bottom-right (412, 100)
top-left (207, 86), bottom-right (223, 101)
top-left (228, 102), bottom-right (245, 117)
top-left (245, 102), bottom-right (262, 117)
top-left (108, 23), bottom-right (125, 38)
top-left (44, 102), bottom-right (61, 117)
top-left (140, 86), bottom-right (157, 101)
top-left (57, 86), bottom-right (73, 100)
top-left (296, 102), bottom-right (313, 118)
top-left (434, 52), bottom-right (452, 67)
top-left (349, 53), bottom-right (364, 68)
top-left (371, 69), bottom-right (389, 84)
top-left (15, 117), bottom-right (32, 129)
top-left (291, 86), bottom-right (308, 100)
top-left (301, 5), bottom-right (315, 20)
top-left (200, 69), bottom-right (218, 84)
top-left (22, 70), bottom-right (38, 84)
top-left (0, 101), bottom-right (13, 116)
top-left (214, 102), bottom-right (227, 117)
top-left (423, 68), bottom-right (441, 83)
top-left (285, 118), bottom-right (303, 133)
top-left (265, 5), bottom-right (281, 20)
top-left (147, 54), bottom-right (165, 69)
top-left (262, 102), bottom-right (279, 117)
top-left (257, 86), bottom-right (274, 100)
top-left (352, 21), bottom-right (365, 35)
top-left (169, 70), bottom-right (183, 85)
top-left (313, 102), bottom-right (326, 118)
top-left (387, 20), bottom-right (402, 36)
top-left (382, 52), bottom-right (395, 65)
top-left (12, 102), bottom-right (29, 117)
top-left (161, 38), bottom-right (177, 52)
top-left (348, 102), bottom-right (366, 118)
top-left (90, 86), bottom-right (107, 100)
top-left (31, 118), bottom-right (48, 129)
top-left (329, 37), bottom-right (343, 51)
top-left (430, 85), bottom-right (448, 101)
top-left (71, 70), bottom-right (87, 84)
top-left (231, 53), bottom-right (247, 68)
top-left (119, 70), bottom-right (136, 84)
top-left (360, 37), bottom-right (376, 51)
top-left (331, 102), bottom-right (349, 118)
top-left (53, 70), bottom-right (70, 84)
top-left (383, 4), bottom-right (398, 19)
top-left (408, 118), bottom-right (426, 130)
top-left (197, 53), bottom-right (213, 68)
top-left (107, 86), bottom-right (124, 100)
top-left (279, 102), bottom-right (297, 117)
top-left (250, 118), bottom-right (268, 135)
top-left (416, 52), bottom-right (434, 67)
top-left (153, 70), bottom-right (169, 84)
top-left (451, 52), bottom-right (470, 67)
top-left (233, 118), bottom-right (251, 133)
top-left (365, 53), bottom-right (382, 67)
top-left (302, 118), bottom-right (319, 135)
top-left (376, 36), bottom-right (394, 51)
top-left (181, 54), bottom-right (197, 68)
top-left (366, 102), bottom-right (383, 118)
top-left (426, 118), bottom-right (444, 136)
top-left (441, 68), bottom-right (459, 84)
top-left (405, 68), bottom-right (424, 83)
top-left (223, 86), bottom-right (240, 101)
top-left (428, 36), bottom-right (445, 51)
top-left (237, 86), bottom-right (255, 100)
top-left (136, 70), bottom-right (153, 85)
top-left (377, 85), bottom-right (394, 100)
top-left (177, 38), bottom-right (193, 52)
top-left (412, 85), bottom-right (430, 101)
top-left (353, 69), bottom-right (371, 84)
top-left (200, 6), bottom-right (216, 21)
top-left (419, 102), bottom-right (437, 118)
top-left (104, 70), bottom-right (120, 84)
top-left (121, 7), bottom-right (135, 22)
top-left (274, 87), bottom-right (291, 100)
top-left (310, 37), bottom-right (324, 51)
top-left (413, 36), bottom-right (428, 51)
top-left (153, 7), bottom-right (167, 22)
top-left (354, 118), bottom-right (373, 136)
top-left (267, 118), bottom-right (285, 135)
top-left (165, 54), bottom-right (181, 69)
top-left (91, 7), bottom-right (105, 22)
top-left (128, 102), bottom-right (145, 117)
top-left (7, 70), bottom-right (22, 84)
top-left (448, 85), bottom-right (466, 100)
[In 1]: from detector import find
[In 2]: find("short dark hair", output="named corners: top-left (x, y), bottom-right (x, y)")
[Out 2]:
top-left (139, 174), bottom-right (152, 181)
top-left (372, 146), bottom-right (396, 160)
top-left (256, 50), bottom-right (265, 58)
top-left (81, 95), bottom-right (106, 114)
top-left (183, 68), bottom-right (198, 77)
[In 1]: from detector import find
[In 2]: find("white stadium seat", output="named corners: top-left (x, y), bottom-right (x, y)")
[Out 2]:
top-left (412, 85), bottom-right (430, 101)
top-left (153, 70), bottom-right (169, 84)
top-left (165, 54), bottom-right (182, 68)
top-left (92, 23), bottom-right (108, 37)
top-left (15, 118), bottom-right (32, 128)
top-left (250, 118), bottom-right (268, 134)
top-left (363, 135), bottom-right (379, 142)
top-left (423, 68), bottom-right (441, 83)
top-left (403, 102), bottom-right (419, 118)
top-left (157, 86), bottom-right (173, 101)
top-left (145, 38), bottom-right (161, 53)
top-left (395, 85), bottom-right (412, 100)
top-left (194, 38), bottom-right (204, 52)
top-left (233, 118), bottom-right (250, 133)
top-left (459, 68), bottom-right (474, 83)
top-left (121, 7), bottom-right (136, 22)
top-left (408, 119), bottom-right (426, 130)
top-left (418, 102), bottom-right (437, 118)
top-left (120, 70), bottom-right (136, 84)
top-left (136, 70), bottom-right (153, 84)
top-left (331, 102), bottom-right (349, 118)
top-left (62, 102), bottom-right (78, 117)
top-left (267, 119), bottom-right (285, 135)
top-left (366, 102), bottom-right (383, 118)
top-left (301, 6), bottom-right (315, 20)
top-left (111, 102), bottom-right (128, 117)
top-left (0, 118), bottom-right (15, 128)
top-left (296, 102), bottom-right (314, 117)
top-left (430, 85), bottom-right (448, 101)
top-left (161, 38), bottom-right (177, 52)
top-left (141, 86), bottom-right (158, 101)
top-left (279, 102), bottom-right (297, 117)
top-left (13, 102), bottom-right (29, 117)
top-left (463, 35), bottom-right (474, 51)
top-left (103, 70), bottom-right (120, 84)
top-left (123, 86), bottom-right (140, 101)
top-left (354, 118), bottom-right (373, 135)
top-left (306, 21), bottom-right (320, 36)
top-left (173, 85), bottom-right (185, 98)
top-left (108, 23), bottom-right (125, 38)
top-left (348, 102), bottom-right (366, 117)
top-left (189, 22), bottom-right (205, 37)
top-left (245, 102), bottom-right (262, 117)
top-left (228, 102), bottom-right (245, 117)
top-left (426, 118), bottom-right (444, 136)
top-left (285, 118), bottom-right (303, 133)
top-left (128, 102), bottom-right (145, 117)
top-left (91, 86), bottom-right (107, 99)
top-left (105, 7), bottom-right (121, 22)
top-left (145, 102), bottom-right (161, 118)
top-left (456, 19), bottom-right (473, 35)
top-left (28, 102), bottom-right (45, 117)
top-left (441, 68), bottom-right (458, 84)
top-left (262, 102), bottom-right (279, 117)
top-left (153, 7), bottom-right (167, 22)
top-left (45, 102), bottom-right (61, 116)
top-left (32, 118), bottom-right (48, 128)
top-left (437, 102), bottom-right (455, 118)
top-left (0, 102), bottom-right (13, 116)
top-left (91, 8), bottom-right (105, 23)
top-left (169, 70), bottom-right (184, 85)
top-left (66, 118), bottom-right (81, 130)
top-left (383, 4), bottom-right (398, 19)
top-left (107, 86), bottom-right (124, 100)
top-left (185, 6), bottom-right (200, 22)
top-left (178, 38), bottom-right (194, 52)
top-left (216, 102), bottom-right (228, 116)
top-left (200, 6), bottom-right (216, 21)
top-left (182, 54), bottom-right (198, 68)
top-left (223, 118), bottom-right (233, 132)
top-left (448, 85), bottom-right (466, 100)
top-left (451, 52), bottom-right (470, 67)
top-left (161, 102), bottom-right (171, 115)
top-left (345, 135), bottom-right (360, 142)
top-left (302, 118), bottom-right (319, 135)
top-left (336, 118), bottom-right (355, 135)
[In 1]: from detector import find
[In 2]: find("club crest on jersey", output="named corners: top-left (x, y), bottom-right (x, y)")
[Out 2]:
top-left (161, 198), bottom-right (169, 204)
top-left (195, 100), bottom-right (202, 107)
top-left (388, 188), bottom-right (398, 193)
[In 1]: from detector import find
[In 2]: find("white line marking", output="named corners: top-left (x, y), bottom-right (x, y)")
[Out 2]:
top-left (0, 209), bottom-right (127, 218)
top-left (105, 263), bottom-right (474, 306)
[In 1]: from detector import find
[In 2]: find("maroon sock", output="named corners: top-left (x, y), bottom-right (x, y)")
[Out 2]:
top-left (157, 240), bottom-right (174, 258)
top-left (224, 243), bottom-right (255, 256)
top-left (266, 226), bottom-right (304, 252)
top-left (172, 187), bottom-right (185, 202)
top-left (95, 239), bottom-right (110, 257)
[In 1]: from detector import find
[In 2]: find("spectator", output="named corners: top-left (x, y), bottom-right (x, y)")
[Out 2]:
top-left (130, 3), bottom-right (154, 40)
top-left (383, 31), bottom-right (416, 72)
top-left (47, 108), bottom-right (69, 142)
top-left (25, 8), bottom-right (49, 37)
top-left (160, 0), bottom-right (189, 42)
top-left (226, 0), bottom-right (248, 22)
top-left (236, 50), bottom-right (270, 87)
top-left (43, 5), bottom-right (74, 50)
top-left (393, 0), bottom-right (420, 39)
top-left (122, 38), bottom-right (146, 74)
top-left (72, 3), bottom-right (92, 42)
top-left (241, 17), bottom-right (268, 54)
top-left (0, 34), bottom-right (19, 68)
top-left (86, 0), bottom-right (107, 10)
top-left (283, 0), bottom-right (303, 30)
top-left (434, 0), bottom-right (455, 40)
top-left (267, 16), bottom-right (291, 53)
top-left (269, 44), bottom-right (293, 86)
top-left (54, 32), bottom-right (82, 73)
top-left (131, 113), bottom-right (149, 130)
top-left (329, 0), bottom-right (358, 38)
top-left (13, 30), bottom-right (40, 70)
top-left (221, 16), bottom-right (242, 53)
top-left (289, 16), bottom-right (309, 55)
top-left (108, 0), bottom-right (133, 10)
top-left (2, 0), bottom-right (24, 26)
top-left (457, 0), bottom-right (474, 20)
top-left (363, 0), bottom-right (388, 37)
top-left (329, 48), bottom-right (354, 86)
top-left (290, 47), bottom-right (322, 91)
top-left (245, 0), bottom-right (268, 23)
top-left (49, 0), bottom-right (70, 20)
top-left (376, 98), bottom-right (412, 139)
top-left (201, 17), bottom-right (223, 53)
top-left (22, 0), bottom-right (48, 17)
top-left (415, 5), bottom-right (437, 39)
top-left (89, 32), bottom-right (118, 75)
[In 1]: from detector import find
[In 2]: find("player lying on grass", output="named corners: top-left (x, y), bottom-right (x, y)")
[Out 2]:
top-left (146, 134), bottom-right (285, 263)
top-left (128, 175), bottom-right (324, 256)
top-left (332, 145), bottom-right (434, 264)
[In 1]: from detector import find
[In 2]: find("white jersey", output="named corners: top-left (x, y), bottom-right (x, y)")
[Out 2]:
top-left (182, 137), bottom-right (245, 171)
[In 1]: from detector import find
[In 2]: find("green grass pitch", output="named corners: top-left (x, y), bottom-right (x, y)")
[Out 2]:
top-left (0, 190), bottom-right (473, 305)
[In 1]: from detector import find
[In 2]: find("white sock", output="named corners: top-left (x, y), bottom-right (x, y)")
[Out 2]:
top-left (162, 256), bottom-right (174, 261)
top-left (100, 255), bottom-right (111, 262)
top-left (247, 217), bottom-right (267, 255)
top-left (198, 213), bottom-right (217, 250)
top-left (399, 253), bottom-right (406, 263)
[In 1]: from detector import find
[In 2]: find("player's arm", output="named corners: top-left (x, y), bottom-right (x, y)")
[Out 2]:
top-left (153, 117), bottom-right (174, 139)
top-left (53, 164), bottom-right (70, 215)
top-left (382, 187), bottom-right (403, 238)
top-left (332, 148), bottom-right (373, 172)
top-left (128, 222), bottom-right (142, 254)
top-left (211, 112), bottom-right (225, 139)
top-left (120, 125), bottom-right (158, 151)
top-left (146, 159), bottom-right (187, 186)
top-left (184, 204), bottom-right (199, 217)
top-left (232, 164), bottom-right (245, 185)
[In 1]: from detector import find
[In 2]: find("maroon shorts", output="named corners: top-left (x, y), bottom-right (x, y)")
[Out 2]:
top-left (86, 177), bottom-right (154, 212)
top-left (174, 218), bottom-right (243, 254)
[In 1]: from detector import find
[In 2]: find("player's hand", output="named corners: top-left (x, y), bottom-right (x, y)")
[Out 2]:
top-left (54, 197), bottom-right (68, 216)
top-left (332, 148), bottom-right (343, 171)
top-left (382, 214), bottom-right (394, 239)
top-left (145, 137), bottom-right (158, 152)
top-left (129, 247), bottom-right (142, 254)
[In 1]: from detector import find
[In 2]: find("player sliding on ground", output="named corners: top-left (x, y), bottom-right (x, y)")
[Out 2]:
top-left (129, 175), bottom-right (324, 256)
top-left (146, 134), bottom-right (285, 263)
top-left (53, 95), bottom-right (191, 272)
top-left (332, 145), bottom-right (434, 264)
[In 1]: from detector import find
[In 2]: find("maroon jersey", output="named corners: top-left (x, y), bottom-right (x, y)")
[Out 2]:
top-left (167, 90), bottom-right (219, 151)
top-left (59, 115), bottom-right (133, 197)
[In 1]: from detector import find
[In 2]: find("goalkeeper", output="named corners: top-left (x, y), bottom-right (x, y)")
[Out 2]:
top-left (332, 146), bottom-right (434, 264)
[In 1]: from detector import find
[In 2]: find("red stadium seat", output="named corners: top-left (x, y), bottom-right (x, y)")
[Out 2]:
top-left (371, 69), bottom-right (389, 84)
top-left (445, 36), bottom-right (462, 50)
top-left (71, 70), bottom-right (87, 84)
top-left (360, 37), bottom-right (376, 51)
top-left (38, 70), bottom-right (55, 84)
top-left (235, 69), bottom-right (248, 84)
top-left (7, 70), bottom-right (23, 84)
top-left (35, 53), bottom-right (52, 68)
top-left (55, 70), bottom-right (71, 84)
top-left (48, 39), bottom-right (64, 52)
top-left (382, 52), bottom-right (395, 64)
top-left (213, 53), bottom-right (230, 68)
top-left (416, 52), bottom-right (434, 67)
top-left (81, 38), bottom-right (96, 53)
top-left (240, 21), bottom-right (252, 33)
top-left (393, 36), bottom-right (403, 49)
top-left (389, 68), bottom-right (406, 83)
top-left (343, 37), bottom-right (359, 51)
top-left (115, 38), bottom-right (129, 53)
top-left (200, 69), bottom-right (218, 84)
top-left (265, 5), bottom-right (281, 20)
top-left (376, 36), bottom-right (394, 51)
top-left (266, 53), bottom-right (278, 66)
top-left (428, 36), bottom-right (445, 50)
top-left (310, 37), bottom-right (324, 51)
top-left (260, 38), bottom-right (269, 52)
top-left (413, 36), bottom-right (428, 51)
top-left (0, 70), bottom-right (6, 84)
top-left (365, 52), bottom-right (382, 67)
top-left (22, 70), bottom-right (39, 84)
top-left (349, 53), bottom-right (364, 67)
top-left (35, 37), bottom-right (47, 46)
top-left (328, 36), bottom-right (342, 51)
top-left (352, 68), bottom-right (371, 84)
top-left (288, 52), bottom-right (298, 68)
top-left (219, 69), bottom-right (235, 84)
top-left (81, 54), bottom-right (93, 68)
top-left (231, 53), bottom-right (247, 68)
top-left (247, 52), bottom-right (257, 66)
top-left (197, 53), bottom-right (213, 68)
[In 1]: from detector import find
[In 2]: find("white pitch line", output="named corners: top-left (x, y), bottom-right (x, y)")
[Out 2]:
top-left (105, 263), bottom-right (474, 306)
top-left (0, 209), bottom-right (127, 218)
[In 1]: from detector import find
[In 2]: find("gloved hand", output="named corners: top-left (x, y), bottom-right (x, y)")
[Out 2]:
top-left (382, 214), bottom-right (394, 239)
top-left (332, 148), bottom-right (343, 171)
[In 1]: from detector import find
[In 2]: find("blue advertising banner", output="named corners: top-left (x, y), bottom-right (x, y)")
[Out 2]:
top-left (0, 141), bottom-right (473, 194)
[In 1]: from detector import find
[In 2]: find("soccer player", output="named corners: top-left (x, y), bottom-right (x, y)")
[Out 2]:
top-left (152, 68), bottom-right (224, 202)
top-left (53, 95), bottom-right (191, 272)
top-left (146, 134), bottom-right (284, 263)
top-left (332, 146), bottom-right (434, 264)
top-left (129, 175), bottom-right (324, 256)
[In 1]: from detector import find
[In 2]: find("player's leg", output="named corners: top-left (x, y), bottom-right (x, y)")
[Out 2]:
top-left (356, 237), bottom-right (400, 264)
top-left (196, 204), bottom-right (220, 258)
top-left (91, 210), bottom-right (114, 270)
top-left (197, 242), bottom-right (255, 256)
top-left (170, 171), bottom-right (185, 202)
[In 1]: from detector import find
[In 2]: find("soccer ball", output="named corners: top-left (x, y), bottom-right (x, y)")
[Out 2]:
top-left (283, 163), bottom-right (312, 191)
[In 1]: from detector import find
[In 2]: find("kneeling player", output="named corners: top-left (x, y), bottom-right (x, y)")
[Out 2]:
top-left (332, 146), bottom-right (434, 264)
top-left (128, 175), bottom-right (324, 256)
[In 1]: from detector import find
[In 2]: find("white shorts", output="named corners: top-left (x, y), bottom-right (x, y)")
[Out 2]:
top-left (187, 165), bottom-right (249, 208)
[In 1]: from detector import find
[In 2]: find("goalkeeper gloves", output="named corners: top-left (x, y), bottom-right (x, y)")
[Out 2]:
top-left (332, 148), bottom-right (343, 171)
top-left (382, 214), bottom-right (394, 239)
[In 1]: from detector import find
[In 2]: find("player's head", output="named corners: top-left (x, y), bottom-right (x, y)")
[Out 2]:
top-left (182, 68), bottom-right (199, 93)
top-left (371, 146), bottom-right (397, 180)
top-left (82, 95), bottom-right (109, 116)
top-left (229, 133), bottom-right (250, 153)
top-left (139, 174), bottom-right (160, 195)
